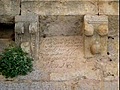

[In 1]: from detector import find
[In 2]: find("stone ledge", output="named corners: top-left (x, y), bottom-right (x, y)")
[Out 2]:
top-left (21, 1), bottom-right (98, 15)
top-left (21, 0), bottom-right (98, 2)
top-left (21, 0), bottom-right (119, 1)
top-left (99, 1), bottom-right (119, 15)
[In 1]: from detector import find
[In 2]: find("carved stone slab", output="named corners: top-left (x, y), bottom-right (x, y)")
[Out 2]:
top-left (84, 14), bottom-right (108, 58)
top-left (15, 14), bottom-right (39, 59)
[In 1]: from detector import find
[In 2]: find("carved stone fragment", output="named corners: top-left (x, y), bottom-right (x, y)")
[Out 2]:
top-left (84, 14), bottom-right (108, 58)
top-left (29, 22), bottom-right (38, 33)
top-left (15, 22), bottom-right (24, 34)
top-left (21, 42), bottom-right (30, 53)
top-left (90, 41), bottom-right (101, 55)
top-left (84, 22), bottom-right (94, 36)
top-left (15, 14), bottom-right (39, 60)
top-left (97, 24), bottom-right (108, 36)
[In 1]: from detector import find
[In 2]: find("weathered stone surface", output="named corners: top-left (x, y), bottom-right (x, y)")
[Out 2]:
top-left (108, 36), bottom-right (118, 62)
top-left (21, 1), bottom-right (98, 15)
top-left (0, 39), bottom-right (14, 52)
top-left (18, 68), bottom-right (50, 81)
top-left (0, 81), bottom-right (72, 90)
top-left (108, 15), bottom-right (119, 36)
top-left (0, 0), bottom-right (20, 15)
top-left (103, 80), bottom-right (118, 90)
top-left (21, 0), bottom-right (98, 1)
top-left (21, 0), bottom-right (119, 2)
top-left (36, 36), bottom-right (102, 81)
top-left (75, 79), bottom-right (101, 90)
top-left (0, 15), bottom-right (14, 24)
top-left (99, 1), bottom-right (119, 15)
top-left (0, 0), bottom-right (20, 23)
top-left (40, 15), bottom-right (83, 36)
top-left (0, 82), bottom-right (30, 90)
top-left (38, 36), bottom-right (84, 72)
top-left (15, 14), bottom-right (39, 22)
top-left (101, 60), bottom-right (118, 81)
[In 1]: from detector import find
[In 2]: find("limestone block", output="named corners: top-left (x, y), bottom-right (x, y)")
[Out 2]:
top-left (38, 36), bottom-right (86, 73)
top-left (0, 39), bottom-right (14, 54)
top-left (108, 15), bottom-right (119, 36)
top-left (75, 79), bottom-right (101, 90)
top-left (18, 68), bottom-right (50, 81)
top-left (0, 0), bottom-right (20, 15)
top-left (0, 0), bottom-right (20, 23)
top-left (21, 1), bottom-right (98, 15)
top-left (15, 14), bottom-right (39, 22)
top-left (84, 14), bottom-right (108, 58)
top-left (29, 82), bottom-right (72, 90)
top-left (40, 15), bottom-right (83, 36)
top-left (0, 15), bottom-right (14, 24)
top-left (0, 82), bottom-right (30, 90)
top-left (103, 81), bottom-right (118, 90)
top-left (21, 0), bottom-right (98, 1)
top-left (15, 22), bottom-right (24, 34)
top-left (99, 1), bottom-right (119, 15)
top-left (108, 36), bottom-right (118, 61)
top-left (102, 61), bottom-right (118, 81)
top-left (50, 61), bottom-right (101, 81)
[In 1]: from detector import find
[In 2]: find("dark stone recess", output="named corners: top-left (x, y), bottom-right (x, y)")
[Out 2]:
top-left (0, 23), bottom-right (15, 41)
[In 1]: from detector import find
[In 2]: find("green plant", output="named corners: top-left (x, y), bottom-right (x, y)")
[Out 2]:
top-left (0, 45), bottom-right (33, 78)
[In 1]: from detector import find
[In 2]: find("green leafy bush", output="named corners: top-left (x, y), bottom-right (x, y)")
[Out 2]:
top-left (0, 46), bottom-right (33, 78)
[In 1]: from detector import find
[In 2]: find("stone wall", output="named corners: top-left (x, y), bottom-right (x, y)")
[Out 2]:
top-left (0, 0), bottom-right (119, 90)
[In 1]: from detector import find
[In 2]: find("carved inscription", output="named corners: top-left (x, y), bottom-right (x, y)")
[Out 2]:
top-left (38, 36), bottom-right (84, 73)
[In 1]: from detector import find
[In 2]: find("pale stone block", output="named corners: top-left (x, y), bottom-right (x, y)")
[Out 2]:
top-left (103, 81), bottom-right (118, 90)
top-left (38, 36), bottom-right (86, 73)
top-left (0, 15), bottom-right (14, 24)
top-left (40, 15), bottom-right (83, 36)
top-left (21, 1), bottom-right (98, 15)
top-left (0, 82), bottom-right (30, 90)
top-left (99, 1), bottom-right (119, 15)
top-left (101, 61), bottom-right (118, 81)
top-left (0, 0), bottom-right (20, 16)
top-left (21, 0), bottom-right (98, 2)
top-left (18, 69), bottom-right (50, 81)
top-left (15, 14), bottom-right (39, 22)
top-left (0, 39), bottom-right (14, 53)
top-left (49, 61), bottom-right (101, 81)
top-left (108, 15), bottom-right (119, 36)
top-left (99, 0), bottom-right (119, 1)
top-left (28, 82), bottom-right (72, 90)
top-left (75, 79), bottom-right (101, 90)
